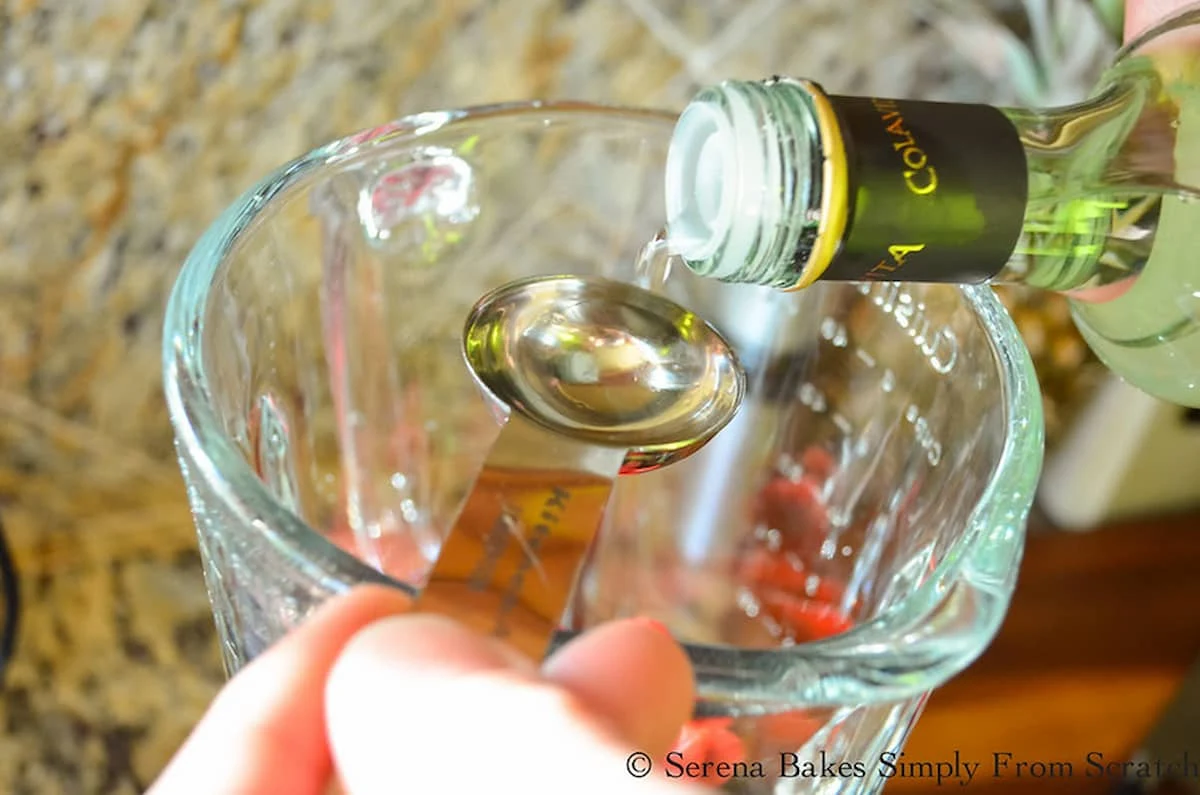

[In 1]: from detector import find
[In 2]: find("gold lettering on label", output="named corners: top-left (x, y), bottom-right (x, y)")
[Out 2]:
top-left (866, 243), bottom-right (926, 279)
top-left (870, 98), bottom-right (939, 197)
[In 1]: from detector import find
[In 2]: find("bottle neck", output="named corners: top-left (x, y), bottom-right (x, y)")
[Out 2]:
top-left (993, 64), bottom-right (1162, 294)
top-left (665, 72), bottom-right (1164, 295)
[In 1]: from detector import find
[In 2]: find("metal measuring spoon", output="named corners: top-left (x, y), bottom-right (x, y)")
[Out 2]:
top-left (418, 275), bottom-right (746, 660)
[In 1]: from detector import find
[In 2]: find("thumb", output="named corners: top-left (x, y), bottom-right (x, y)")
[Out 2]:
top-left (325, 614), bottom-right (706, 794)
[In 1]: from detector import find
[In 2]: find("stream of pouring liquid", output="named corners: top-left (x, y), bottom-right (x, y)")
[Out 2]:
top-left (418, 414), bottom-right (627, 660)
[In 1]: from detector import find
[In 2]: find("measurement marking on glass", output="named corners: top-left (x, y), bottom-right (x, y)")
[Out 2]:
top-left (831, 412), bottom-right (853, 435)
top-left (904, 403), bottom-right (943, 466)
top-left (819, 316), bottom-right (848, 347)
top-left (798, 381), bottom-right (828, 412)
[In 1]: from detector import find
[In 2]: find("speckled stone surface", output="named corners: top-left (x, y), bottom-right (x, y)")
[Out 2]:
top-left (0, 404), bottom-right (221, 793)
top-left (0, 0), bottom-right (1114, 792)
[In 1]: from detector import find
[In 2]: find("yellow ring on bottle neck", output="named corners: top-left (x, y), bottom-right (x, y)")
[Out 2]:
top-left (783, 79), bottom-right (850, 291)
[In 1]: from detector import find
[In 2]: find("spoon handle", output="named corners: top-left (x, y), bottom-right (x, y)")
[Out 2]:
top-left (417, 415), bottom-right (626, 660)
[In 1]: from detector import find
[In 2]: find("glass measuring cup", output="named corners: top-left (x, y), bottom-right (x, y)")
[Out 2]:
top-left (162, 103), bottom-right (1044, 794)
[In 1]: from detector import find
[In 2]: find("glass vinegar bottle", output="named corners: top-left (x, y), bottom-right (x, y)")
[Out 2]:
top-left (663, 4), bottom-right (1200, 408)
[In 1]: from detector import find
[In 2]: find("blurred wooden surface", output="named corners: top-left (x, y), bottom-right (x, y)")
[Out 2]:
top-left (888, 509), bottom-right (1200, 793)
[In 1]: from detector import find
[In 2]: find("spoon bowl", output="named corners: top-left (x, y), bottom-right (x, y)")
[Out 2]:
top-left (463, 275), bottom-right (746, 474)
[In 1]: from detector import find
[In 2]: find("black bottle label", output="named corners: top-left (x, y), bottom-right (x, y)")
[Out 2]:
top-left (816, 95), bottom-right (1029, 283)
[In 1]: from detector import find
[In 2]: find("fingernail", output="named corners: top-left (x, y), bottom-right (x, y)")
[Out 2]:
top-left (632, 616), bottom-right (673, 639)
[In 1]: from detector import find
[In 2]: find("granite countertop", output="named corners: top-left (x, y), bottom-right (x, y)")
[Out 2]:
top-left (0, 415), bottom-right (223, 794)
top-left (0, 1), bottom-right (1113, 792)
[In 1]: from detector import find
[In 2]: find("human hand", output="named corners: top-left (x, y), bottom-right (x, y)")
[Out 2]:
top-left (147, 585), bottom-right (709, 794)
top-left (1126, 0), bottom-right (1197, 40)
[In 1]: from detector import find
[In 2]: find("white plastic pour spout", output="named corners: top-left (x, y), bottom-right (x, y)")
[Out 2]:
top-left (665, 101), bottom-right (736, 265)
top-left (665, 91), bottom-right (782, 280)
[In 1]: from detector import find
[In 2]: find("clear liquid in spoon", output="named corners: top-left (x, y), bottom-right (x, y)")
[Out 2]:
top-left (416, 274), bottom-right (745, 660)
